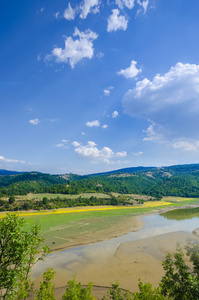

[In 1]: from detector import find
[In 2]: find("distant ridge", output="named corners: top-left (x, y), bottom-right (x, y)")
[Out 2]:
top-left (88, 166), bottom-right (157, 176)
top-left (0, 169), bottom-right (24, 176)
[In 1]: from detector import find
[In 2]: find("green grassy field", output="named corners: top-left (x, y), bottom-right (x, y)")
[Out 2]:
top-left (1, 196), bottom-right (199, 250)
top-left (22, 206), bottom-right (151, 249)
top-left (14, 192), bottom-right (111, 201)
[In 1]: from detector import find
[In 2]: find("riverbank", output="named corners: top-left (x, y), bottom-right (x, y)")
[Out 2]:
top-left (31, 204), bottom-right (199, 299)
top-left (32, 230), bottom-right (199, 300)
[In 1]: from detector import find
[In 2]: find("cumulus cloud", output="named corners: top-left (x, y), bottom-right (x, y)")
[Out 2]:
top-left (46, 28), bottom-right (98, 68)
top-left (122, 62), bottom-right (199, 141)
top-left (29, 118), bottom-right (40, 125)
top-left (55, 12), bottom-right (60, 19)
top-left (73, 141), bottom-right (126, 163)
top-left (72, 141), bottom-right (81, 147)
top-left (132, 151), bottom-right (143, 155)
top-left (117, 60), bottom-right (142, 78)
top-left (173, 141), bottom-right (199, 151)
top-left (137, 0), bottom-right (149, 14)
top-left (116, 151), bottom-right (127, 157)
top-left (80, 0), bottom-right (100, 19)
top-left (143, 123), bottom-right (164, 142)
top-left (115, 0), bottom-right (149, 13)
top-left (107, 9), bottom-right (128, 32)
top-left (102, 124), bottom-right (108, 129)
top-left (104, 86), bottom-right (114, 96)
top-left (56, 143), bottom-right (64, 148)
top-left (112, 111), bottom-right (119, 118)
top-left (86, 120), bottom-right (100, 127)
top-left (63, 3), bottom-right (76, 20)
top-left (56, 139), bottom-right (69, 148)
top-left (0, 155), bottom-right (26, 164)
top-left (115, 0), bottom-right (135, 10)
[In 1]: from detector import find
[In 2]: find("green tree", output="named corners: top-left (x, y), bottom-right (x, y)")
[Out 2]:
top-left (160, 245), bottom-right (199, 300)
top-left (62, 277), bottom-right (96, 300)
top-left (102, 282), bottom-right (132, 300)
top-left (133, 280), bottom-right (165, 300)
top-left (0, 214), bottom-right (49, 299)
top-left (34, 268), bottom-right (56, 300)
top-left (8, 196), bottom-right (15, 204)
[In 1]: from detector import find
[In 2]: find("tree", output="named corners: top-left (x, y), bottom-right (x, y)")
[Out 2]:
top-left (160, 244), bottom-right (199, 300)
top-left (34, 268), bottom-right (56, 300)
top-left (0, 214), bottom-right (49, 299)
top-left (8, 196), bottom-right (15, 204)
top-left (62, 277), bottom-right (96, 300)
top-left (133, 280), bottom-right (165, 300)
top-left (102, 282), bottom-right (132, 300)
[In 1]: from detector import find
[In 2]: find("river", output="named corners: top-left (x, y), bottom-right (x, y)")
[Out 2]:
top-left (31, 207), bottom-right (199, 284)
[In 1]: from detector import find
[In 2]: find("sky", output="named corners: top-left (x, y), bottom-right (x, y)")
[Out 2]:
top-left (1, 0), bottom-right (199, 175)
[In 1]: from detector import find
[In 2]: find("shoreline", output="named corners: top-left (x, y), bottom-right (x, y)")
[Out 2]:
top-left (48, 203), bottom-right (199, 253)
top-left (31, 205), bottom-right (199, 299)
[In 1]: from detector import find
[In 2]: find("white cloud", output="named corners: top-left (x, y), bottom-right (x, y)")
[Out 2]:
top-left (72, 141), bottom-right (81, 147)
top-left (56, 139), bottom-right (69, 148)
top-left (46, 27), bottom-right (98, 68)
top-left (96, 52), bottom-right (104, 59)
top-left (122, 62), bottom-right (199, 141)
top-left (143, 123), bottom-right (164, 142)
top-left (86, 120), bottom-right (100, 127)
top-left (0, 156), bottom-right (26, 164)
top-left (104, 89), bottom-right (110, 96)
top-left (63, 3), bottom-right (76, 20)
top-left (73, 141), bottom-right (126, 164)
top-left (137, 0), bottom-right (149, 14)
top-left (107, 9), bottom-right (128, 32)
top-left (132, 151), bottom-right (143, 156)
top-left (116, 151), bottom-right (127, 157)
top-left (50, 118), bottom-right (58, 122)
top-left (112, 111), bottom-right (119, 118)
top-left (56, 143), bottom-right (64, 148)
top-left (104, 86), bottom-right (114, 96)
top-left (37, 54), bottom-right (41, 61)
top-left (82, 132), bottom-right (86, 135)
top-left (173, 141), bottom-right (199, 151)
top-left (29, 118), bottom-right (40, 125)
top-left (80, 0), bottom-right (100, 19)
top-left (102, 124), bottom-right (108, 129)
top-left (115, 0), bottom-right (135, 10)
top-left (55, 12), bottom-right (60, 19)
top-left (117, 60), bottom-right (142, 78)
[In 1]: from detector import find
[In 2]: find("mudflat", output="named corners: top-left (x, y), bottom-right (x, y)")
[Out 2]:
top-left (32, 214), bottom-right (199, 300)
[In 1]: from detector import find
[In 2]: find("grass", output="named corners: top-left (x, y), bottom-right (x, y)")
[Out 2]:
top-left (14, 192), bottom-right (111, 201)
top-left (1, 197), bottom-right (199, 250)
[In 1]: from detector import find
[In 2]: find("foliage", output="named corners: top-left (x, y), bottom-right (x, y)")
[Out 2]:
top-left (160, 244), bottom-right (199, 299)
top-left (62, 277), bottom-right (96, 300)
top-left (133, 280), bottom-right (166, 300)
top-left (8, 196), bottom-right (15, 204)
top-left (34, 268), bottom-right (56, 300)
top-left (0, 214), bottom-right (49, 299)
top-left (102, 282), bottom-right (132, 300)
top-left (1, 164), bottom-right (199, 200)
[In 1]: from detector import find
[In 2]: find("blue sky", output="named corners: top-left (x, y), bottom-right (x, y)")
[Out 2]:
top-left (1, 0), bottom-right (199, 175)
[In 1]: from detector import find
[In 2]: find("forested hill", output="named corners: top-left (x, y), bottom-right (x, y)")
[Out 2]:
top-left (1, 163), bottom-right (199, 198)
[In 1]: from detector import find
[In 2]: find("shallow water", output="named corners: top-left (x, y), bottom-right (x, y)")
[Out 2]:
top-left (31, 209), bottom-right (199, 279)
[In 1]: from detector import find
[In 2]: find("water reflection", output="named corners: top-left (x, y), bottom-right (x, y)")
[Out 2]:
top-left (161, 207), bottom-right (199, 220)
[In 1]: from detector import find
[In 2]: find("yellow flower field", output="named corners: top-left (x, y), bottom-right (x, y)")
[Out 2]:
top-left (0, 200), bottom-right (172, 219)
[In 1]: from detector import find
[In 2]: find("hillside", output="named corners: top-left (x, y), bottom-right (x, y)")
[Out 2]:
top-left (0, 163), bottom-right (199, 198)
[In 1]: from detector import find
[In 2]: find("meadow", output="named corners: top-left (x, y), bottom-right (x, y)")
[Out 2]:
top-left (1, 196), bottom-right (198, 251)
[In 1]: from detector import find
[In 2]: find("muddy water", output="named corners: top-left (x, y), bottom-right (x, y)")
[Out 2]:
top-left (31, 209), bottom-right (199, 282)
